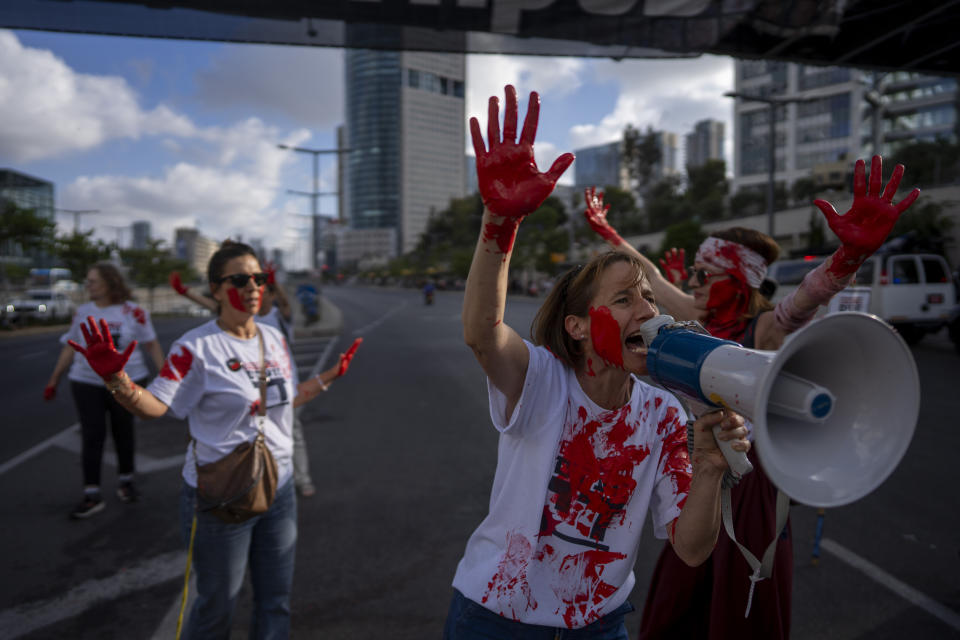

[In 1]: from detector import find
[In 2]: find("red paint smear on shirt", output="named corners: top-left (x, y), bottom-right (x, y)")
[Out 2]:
top-left (249, 399), bottom-right (261, 416)
top-left (588, 306), bottom-right (623, 368)
top-left (541, 404), bottom-right (650, 543)
top-left (124, 303), bottom-right (146, 325)
top-left (481, 530), bottom-right (538, 620)
top-left (159, 346), bottom-right (193, 382)
top-left (482, 217), bottom-right (521, 254)
top-left (557, 550), bottom-right (627, 628)
top-left (656, 406), bottom-right (691, 509)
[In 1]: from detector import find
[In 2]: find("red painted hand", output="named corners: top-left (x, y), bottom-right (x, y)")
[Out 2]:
top-left (169, 271), bottom-right (188, 295)
top-left (67, 316), bottom-right (137, 380)
top-left (583, 186), bottom-right (623, 246)
top-left (658, 248), bottom-right (689, 286)
top-left (469, 84), bottom-right (574, 219)
top-left (264, 261), bottom-right (277, 286)
top-left (814, 156), bottom-right (920, 276)
top-left (43, 385), bottom-right (56, 401)
top-left (337, 337), bottom-right (363, 377)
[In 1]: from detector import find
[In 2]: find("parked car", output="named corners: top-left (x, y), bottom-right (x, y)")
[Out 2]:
top-left (4, 289), bottom-right (75, 323)
top-left (768, 252), bottom-right (957, 344)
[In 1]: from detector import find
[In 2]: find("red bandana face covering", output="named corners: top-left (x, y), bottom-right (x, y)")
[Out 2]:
top-left (704, 272), bottom-right (752, 341)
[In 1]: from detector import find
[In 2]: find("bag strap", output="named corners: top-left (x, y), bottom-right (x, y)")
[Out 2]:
top-left (721, 485), bottom-right (791, 618)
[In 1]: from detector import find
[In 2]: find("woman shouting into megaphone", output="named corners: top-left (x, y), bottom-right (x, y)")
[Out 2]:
top-left (584, 156), bottom-right (920, 639)
top-left (444, 84), bottom-right (751, 640)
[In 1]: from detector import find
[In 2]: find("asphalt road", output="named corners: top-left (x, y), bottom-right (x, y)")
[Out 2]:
top-left (1, 287), bottom-right (958, 639)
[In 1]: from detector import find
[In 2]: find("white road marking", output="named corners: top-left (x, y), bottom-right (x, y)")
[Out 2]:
top-left (821, 537), bottom-right (960, 630)
top-left (0, 549), bottom-right (187, 638)
top-left (0, 423), bottom-right (78, 476)
top-left (351, 301), bottom-right (407, 337)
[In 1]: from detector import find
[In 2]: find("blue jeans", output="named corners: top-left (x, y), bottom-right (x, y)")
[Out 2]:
top-left (443, 589), bottom-right (634, 639)
top-left (179, 479), bottom-right (297, 640)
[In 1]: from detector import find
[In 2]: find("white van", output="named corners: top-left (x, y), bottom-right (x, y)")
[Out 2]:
top-left (768, 252), bottom-right (956, 344)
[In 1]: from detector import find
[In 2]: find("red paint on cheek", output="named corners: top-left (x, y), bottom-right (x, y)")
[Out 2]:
top-left (588, 306), bottom-right (623, 368)
top-left (227, 288), bottom-right (247, 312)
top-left (483, 217), bottom-right (521, 254)
top-left (159, 346), bottom-right (193, 381)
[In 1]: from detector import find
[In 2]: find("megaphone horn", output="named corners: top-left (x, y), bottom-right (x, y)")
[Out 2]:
top-left (640, 312), bottom-right (919, 508)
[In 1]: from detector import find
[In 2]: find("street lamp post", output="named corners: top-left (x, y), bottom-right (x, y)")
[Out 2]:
top-left (277, 144), bottom-right (351, 270)
top-left (724, 91), bottom-right (817, 238)
top-left (55, 208), bottom-right (100, 233)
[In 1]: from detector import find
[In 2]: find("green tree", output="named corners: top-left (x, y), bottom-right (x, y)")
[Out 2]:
top-left (0, 201), bottom-right (57, 286)
top-left (622, 125), bottom-right (662, 199)
top-left (890, 139), bottom-right (960, 189)
top-left (644, 175), bottom-right (687, 231)
top-left (887, 199), bottom-right (955, 255)
top-left (121, 239), bottom-right (191, 297)
top-left (684, 159), bottom-right (728, 222)
top-left (656, 220), bottom-right (707, 265)
top-left (54, 230), bottom-right (111, 281)
top-left (514, 195), bottom-right (570, 273)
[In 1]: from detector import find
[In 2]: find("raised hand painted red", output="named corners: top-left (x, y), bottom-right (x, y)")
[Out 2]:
top-left (43, 385), bottom-right (56, 401)
top-left (658, 248), bottom-right (689, 286)
top-left (470, 84), bottom-right (574, 223)
top-left (583, 187), bottom-right (623, 246)
top-left (169, 271), bottom-right (188, 295)
top-left (67, 316), bottom-right (137, 380)
top-left (588, 306), bottom-right (624, 369)
top-left (338, 337), bottom-right (363, 377)
top-left (814, 155), bottom-right (920, 278)
top-left (264, 261), bottom-right (277, 286)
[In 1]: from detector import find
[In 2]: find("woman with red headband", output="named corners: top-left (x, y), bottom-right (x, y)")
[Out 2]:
top-left (583, 158), bottom-right (920, 638)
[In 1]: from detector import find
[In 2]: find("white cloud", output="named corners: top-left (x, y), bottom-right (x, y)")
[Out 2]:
top-left (568, 55), bottom-right (735, 166)
top-left (0, 31), bottom-right (196, 162)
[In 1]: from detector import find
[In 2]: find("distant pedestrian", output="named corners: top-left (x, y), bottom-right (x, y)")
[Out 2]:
top-left (71, 241), bottom-right (361, 638)
top-left (44, 262), bottom-right (165, 518)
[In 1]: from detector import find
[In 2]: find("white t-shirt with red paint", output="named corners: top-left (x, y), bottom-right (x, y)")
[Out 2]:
top-left (61, 301), bottom-right (158, 386)
top-left (452, 341), bottom-right (691, 628)
top-left (147, 320), bottom-right (297, 489)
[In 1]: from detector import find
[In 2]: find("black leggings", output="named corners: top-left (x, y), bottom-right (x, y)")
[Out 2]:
top-left (70, 380), bottom-right (144, 486)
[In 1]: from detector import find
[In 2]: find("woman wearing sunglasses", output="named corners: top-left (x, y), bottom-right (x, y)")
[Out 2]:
top-left (583, 157), bottom-right (920, 639)
top-left (67, 240), bottom-right (361, 639)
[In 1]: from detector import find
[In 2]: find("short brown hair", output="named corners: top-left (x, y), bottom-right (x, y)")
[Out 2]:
top-left (91, 262), bottom-right (132, 304)
top-left (532, 252), bottom-right (647, 371)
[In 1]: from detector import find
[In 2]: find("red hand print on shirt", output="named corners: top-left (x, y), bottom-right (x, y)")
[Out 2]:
top-left (814, 155), bottom-right (920, 278)
top-left (481, 530), bottom-right (538, 620)
top-left (67, 316), bottom-right (137, 379)
top-left (656, 405), bottom-right (690, 509)
top-left (159, 346), bottom-right (193, 382)
top-left (583, 187), bottom-right (623, 246)
top-left (469, 84), bottom-right (574, 222)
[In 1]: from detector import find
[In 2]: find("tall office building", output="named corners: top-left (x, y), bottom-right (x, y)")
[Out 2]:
top-left (573, 141), bottom-right (628, 193)
top-left (131, 221), bottom-right (151, 250)
top-left (685, 120), bottom-right (725, 169)
top-left (343, 37), bottom-right (466, 259)
top-left (174, 227), bottom-right (219, 278)
top-left (731, 60), bottom-right (958, 196)
top-left (1, 169), bottom-right (55, 265)
top-left (652, 131), bottom-right (681, 181)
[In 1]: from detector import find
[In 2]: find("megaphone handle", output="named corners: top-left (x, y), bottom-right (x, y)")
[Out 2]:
top-left (712, 423), bottom-right (754, 478)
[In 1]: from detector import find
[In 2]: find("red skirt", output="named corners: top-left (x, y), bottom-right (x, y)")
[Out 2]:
top-left (638, 448), bottom-right (793, 639)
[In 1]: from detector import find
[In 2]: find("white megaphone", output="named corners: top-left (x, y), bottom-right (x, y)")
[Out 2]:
top-left (639, 312), bottom-right (919, 507)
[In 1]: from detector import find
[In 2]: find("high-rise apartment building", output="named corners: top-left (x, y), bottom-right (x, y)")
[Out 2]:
top-left (1, 169), bottom-right (55, 265)
top-left (731, 60), bottom-right (958, 196)
top-left (343, 38), bottom-right (466, 259)
top-left (573, 141), bottom-right (629, 193)
top-left (131, 221), bottom-right (151, 250)
top-left (174, 227), bottom-right (219, 278)
top-left (685, 120), bottom-right (725, 169)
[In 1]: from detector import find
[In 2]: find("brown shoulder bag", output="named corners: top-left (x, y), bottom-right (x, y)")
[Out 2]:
top-left (194, 328), bottom-right (279, 523)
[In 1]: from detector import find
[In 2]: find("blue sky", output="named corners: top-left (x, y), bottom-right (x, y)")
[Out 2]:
top-left (1, 29), bottom-right (734, 268)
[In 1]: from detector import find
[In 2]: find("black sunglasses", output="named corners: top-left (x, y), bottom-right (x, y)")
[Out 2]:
top-left (216, 272), bottom-right (269, 288)
top-left (691, 268), bottom-right (722, 286)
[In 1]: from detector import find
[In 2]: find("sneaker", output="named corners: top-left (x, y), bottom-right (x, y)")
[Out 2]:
top-left (70, 496), bottom-right (105, 519)
top-left (117, 481), bottom-right (140, 503)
